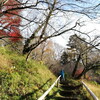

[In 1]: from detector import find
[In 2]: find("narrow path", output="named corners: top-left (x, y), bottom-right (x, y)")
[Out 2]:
top-left (58, 81), bottom-right (83, 100)
top-left (51, 80), bottom-right (90, 100)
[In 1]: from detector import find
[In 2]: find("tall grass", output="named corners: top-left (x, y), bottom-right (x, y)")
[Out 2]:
top-left (0, 46), bottom-right (57, 100)
top-left (83, 80), bottom-right (100, 99)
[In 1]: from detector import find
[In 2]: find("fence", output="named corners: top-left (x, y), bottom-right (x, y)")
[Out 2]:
top-left (38, 75), bottom-right (61, 100)
top-left (82, 81), bottom-right (99, 100)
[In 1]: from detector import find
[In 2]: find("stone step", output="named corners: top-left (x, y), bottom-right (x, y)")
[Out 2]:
top-left (60, 82), bottom-right (69, 85)
top-left (52, 97), bottom-right (79, 100)
top-left (59, 90), bottom-right (77, 97)
top-left (61, 84), bottom-right (82, 90)
top-left (53, 81), bottom-right (88, 100)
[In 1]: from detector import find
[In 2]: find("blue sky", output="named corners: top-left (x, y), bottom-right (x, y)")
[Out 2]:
top-left (19, 0), bottom-right (100, 48)
top-left (51, 0), bottom-right (100, 47)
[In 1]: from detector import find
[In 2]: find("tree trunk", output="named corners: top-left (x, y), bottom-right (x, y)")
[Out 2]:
top-left (72, 54), bottom-right (81, 77)
top-left (75, 68), bottom-right (86, 79)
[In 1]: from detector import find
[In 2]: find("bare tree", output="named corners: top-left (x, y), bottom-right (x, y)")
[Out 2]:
top-left (0, 0), bottom-right (100, 60)
top-left (67, 34), bottom-right (100, 78)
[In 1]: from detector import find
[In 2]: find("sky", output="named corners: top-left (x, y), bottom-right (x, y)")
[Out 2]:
top-left (19, 0), bottom-right (100, 48)
top-left (51, 0), bottom-right (100, 48)
top-left (52, 17), bottom-right (100, 48)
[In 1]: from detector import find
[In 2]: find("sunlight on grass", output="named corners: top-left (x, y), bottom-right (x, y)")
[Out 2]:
top-left (83, 80), bottom-right (100, 99)
top-left (0, 46), bottom-right (57, 100)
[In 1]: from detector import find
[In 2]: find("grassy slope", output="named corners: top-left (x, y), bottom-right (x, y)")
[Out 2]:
top-left (0, 46), bottom-right (57, 100)
top-left (83, 80), bottom-right (100, 99)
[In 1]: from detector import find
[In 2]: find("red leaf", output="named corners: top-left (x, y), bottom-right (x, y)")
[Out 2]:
top-left (9, 32), bottom-right (22, 42)
top-left (0, 0), bottom-right (22, 42)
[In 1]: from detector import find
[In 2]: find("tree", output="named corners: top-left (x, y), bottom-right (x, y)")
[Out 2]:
top-left (31, 40), bottom-right (55, 65)
top-left (0, 0), bottom-right (100, 59)
top-left (0, 0), bottom-right (22, 42)
top-left (76, 49), bottom-right (100, 79)
top-left (22, 0), bottom-right (100, 55)
top-left (67, 34), bottom-right (87, 77)
top-left (67, 34), bottom-right (100, 79)
top-left (60, 51), bottom-right (68, 65)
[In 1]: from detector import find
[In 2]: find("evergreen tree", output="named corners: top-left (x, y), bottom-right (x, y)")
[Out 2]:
top-left (60, 51), bottom-right (68, 65)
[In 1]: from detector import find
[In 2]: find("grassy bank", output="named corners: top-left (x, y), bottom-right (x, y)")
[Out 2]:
top-left (83, 80), bottom-right (100, 99)
top-left (0, 46), bottom-right (57, 100)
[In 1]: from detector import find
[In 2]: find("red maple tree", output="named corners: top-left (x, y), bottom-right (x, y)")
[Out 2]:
top-left (0, 0), bottom-right (22, 42)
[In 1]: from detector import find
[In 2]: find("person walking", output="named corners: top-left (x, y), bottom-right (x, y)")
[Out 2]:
top-left (60, 69), bottom-right (65, 82)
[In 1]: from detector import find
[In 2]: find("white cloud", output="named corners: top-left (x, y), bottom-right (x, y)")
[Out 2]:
top-left (53, 16), bottom-right (100, 47)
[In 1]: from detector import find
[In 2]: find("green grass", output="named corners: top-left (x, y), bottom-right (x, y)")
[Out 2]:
top-left (0, 46), bottom-right (57, 100)
top-left (83, 80), bottom-right (100, 100)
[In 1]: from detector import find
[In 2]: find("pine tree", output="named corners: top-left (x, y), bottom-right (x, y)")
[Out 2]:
top-left (60, 51), bottom-right (68, 65)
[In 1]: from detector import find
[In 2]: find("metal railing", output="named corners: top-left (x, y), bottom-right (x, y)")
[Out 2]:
top-left (38, 75), bottom-right (61, 100)
top-left (82, 81), bottom-right (99, 100)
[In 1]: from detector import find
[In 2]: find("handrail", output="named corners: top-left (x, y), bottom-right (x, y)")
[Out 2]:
top-left (82, 81), bottom-right (99, 100)
top-left (38, 75), bottom-right (61, 100)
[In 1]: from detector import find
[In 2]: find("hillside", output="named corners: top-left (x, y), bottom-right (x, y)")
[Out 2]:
top-left (83, 80), bottom-right (100, 99)
top-left (0, 46), bottom-right (57, 100)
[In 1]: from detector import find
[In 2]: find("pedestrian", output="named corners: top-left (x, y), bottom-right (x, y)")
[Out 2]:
top-left (60, 69), bottom-right (65, 82)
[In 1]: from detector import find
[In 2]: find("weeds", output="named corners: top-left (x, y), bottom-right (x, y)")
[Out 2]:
top-left (0, 46), bottom-right (56, 100)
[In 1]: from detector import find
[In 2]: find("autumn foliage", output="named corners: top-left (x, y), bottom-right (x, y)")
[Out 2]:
top-left (75, 68), bottom-right (83, 76)
top-left (0, 0), bottom-right (22, 42)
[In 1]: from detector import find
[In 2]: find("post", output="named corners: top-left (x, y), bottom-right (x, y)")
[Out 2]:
top-left (38, 75), bottom-right (61, 100)
top-left (57, 77), bottom-right (60, 88)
